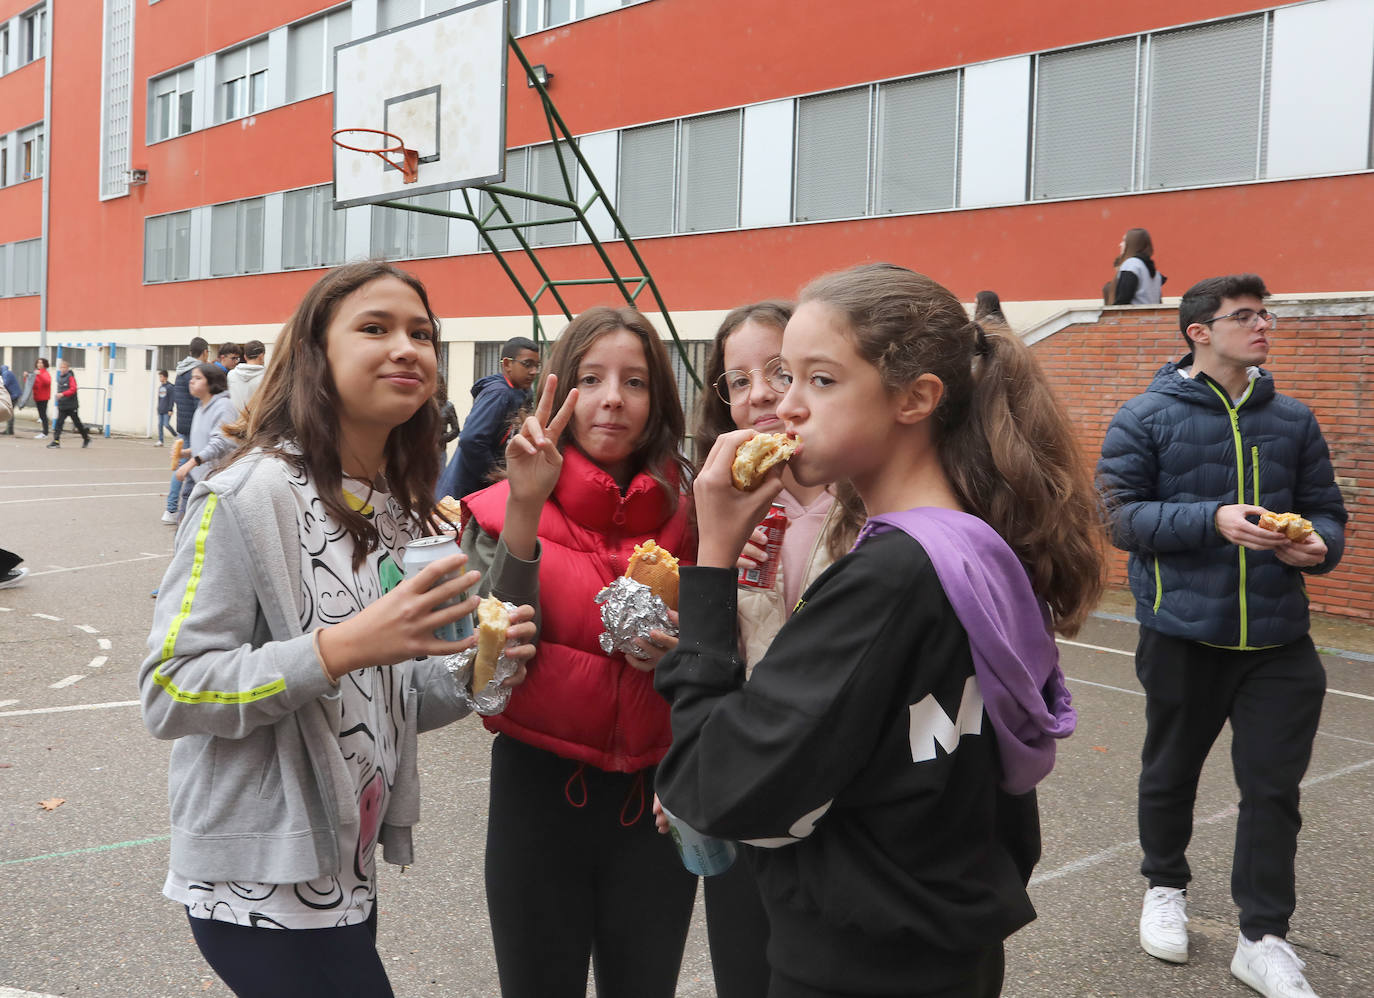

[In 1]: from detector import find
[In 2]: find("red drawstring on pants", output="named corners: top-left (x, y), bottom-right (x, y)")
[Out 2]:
top-left (619, 770), bottom-right (646, 827)
top-left (564, 762), bottom-right (588, 808)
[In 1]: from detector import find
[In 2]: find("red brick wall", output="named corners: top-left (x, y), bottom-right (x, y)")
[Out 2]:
top-left (1030, 302), bottom-right (1371, 622)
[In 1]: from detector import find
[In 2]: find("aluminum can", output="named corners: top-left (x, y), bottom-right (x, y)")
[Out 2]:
top-left (660, 805), bottom-right (737, 876)
top-left (737, 503), bottom-right (789, 590)
top-left (401, 534), bottom-right (473, 642)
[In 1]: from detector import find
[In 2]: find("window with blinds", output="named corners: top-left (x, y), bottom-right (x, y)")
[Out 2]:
top-left (1032, 40), bottom-right (1137, 199)
top-left (288, 6), bottom-right (351, 103)
top-left (370, 192), bottom-right (449, 258)
top-left (480, 147), bottom-right (529, 251)
top-left (795, 87), bottom-right (870, 222)
top-left (378, 0), bottom-right (459, 30)
top-left (875, 72), bottom-right (958, 214)
top-left (99, 0), bottom-right (134, 200)
top-left (530, 141), bottom-right (578, 246)
top-left (144, 212), bottom-right (191, 283)
top-left (618, 122), bottom-right (676, 237)
top-left (1144, 16), bottom-right (1266, 190)
top-left (282, 186), bottom-right (347, 270)
top-left (210, 198), bottom-right (266, 276)
top-left (217, 39), bottom-right (269, 123)
top-left (149, 66), bottom-right (194, 142)
top-left (677, 110), bottom-right (740, 233)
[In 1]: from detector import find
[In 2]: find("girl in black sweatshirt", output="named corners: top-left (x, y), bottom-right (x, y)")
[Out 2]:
top-left (655, 264), bottom-right (1106, 998)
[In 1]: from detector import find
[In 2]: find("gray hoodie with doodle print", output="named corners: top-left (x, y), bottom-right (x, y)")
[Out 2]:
top-left (140, 450), bottom-right (470, 883)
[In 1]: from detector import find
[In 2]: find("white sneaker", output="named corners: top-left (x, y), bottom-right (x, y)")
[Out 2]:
top-left (160, 510), bottom-right (179, 525)
top-left (154, 440), bottom-right (164, 447)
top-left (0, 566), bottom-right (28, 589)
top-left (33, 432), bottom-right (46, 438)
top-left (1231, 933), bottom-right (1319, 997)
top-left (1140, 886), bottom-right (1189, 963)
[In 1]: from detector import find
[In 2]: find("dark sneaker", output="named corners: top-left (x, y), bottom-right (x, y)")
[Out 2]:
top-left (46, 441), bottom-right (59, 448)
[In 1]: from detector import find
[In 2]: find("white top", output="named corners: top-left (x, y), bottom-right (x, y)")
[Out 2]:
top-left (1118, 257), bottom-right (1163, 304)
top-left (164, 476), bottom-right (411, 928)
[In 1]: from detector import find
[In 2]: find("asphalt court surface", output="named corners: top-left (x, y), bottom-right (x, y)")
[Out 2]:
top-left (2, 426), bottom-right (1371, 997)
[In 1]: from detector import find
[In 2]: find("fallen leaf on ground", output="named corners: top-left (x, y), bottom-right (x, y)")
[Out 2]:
top-left (1091, 746), bottom-right (1108, 753)
top-left (38, 797), bottom-right (66, 811)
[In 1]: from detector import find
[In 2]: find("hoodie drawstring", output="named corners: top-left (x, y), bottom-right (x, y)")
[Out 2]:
top-left (564, 762), bottom-right (588, 809)
top-left (619, 770), bottom-right (646, 827)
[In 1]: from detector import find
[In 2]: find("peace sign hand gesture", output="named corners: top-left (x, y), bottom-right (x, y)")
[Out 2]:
top-left (506, 374), bottom-right (578, 506)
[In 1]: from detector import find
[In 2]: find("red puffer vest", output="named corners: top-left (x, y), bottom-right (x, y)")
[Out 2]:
top-left (463, 447), bottom-right (695, 772)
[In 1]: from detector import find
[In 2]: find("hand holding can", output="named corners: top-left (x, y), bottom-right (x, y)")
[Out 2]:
top-left (402, 535), bottom-right (475, 643)
top-left (659, 804), bottom-right (737, 876)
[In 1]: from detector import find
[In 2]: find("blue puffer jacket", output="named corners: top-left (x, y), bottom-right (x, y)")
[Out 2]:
top-left (1097, 357), bottom-right (1346, 649)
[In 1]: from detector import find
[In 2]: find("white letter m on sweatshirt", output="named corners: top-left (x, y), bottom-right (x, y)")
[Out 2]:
top-left (908, 676), bottom-right (984, 764)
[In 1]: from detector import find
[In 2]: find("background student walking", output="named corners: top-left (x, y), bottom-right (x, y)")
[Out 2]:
top-left (1097, 273), bottom-right (1346, 998)
top-left (1108, 228), bottom-right (1165, 305)
top-left (31, 357), bottom-right (51, 438)
top-left (154, 370), bottom-right (173, 445)
top-left (46, 358), bottom-right (91, 449)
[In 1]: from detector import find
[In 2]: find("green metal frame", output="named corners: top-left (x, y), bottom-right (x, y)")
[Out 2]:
top-left (374, 35), bottom-right (701, 389)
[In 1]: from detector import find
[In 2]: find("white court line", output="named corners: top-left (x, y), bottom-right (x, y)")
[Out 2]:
top-left (28, 555), bottom-right (162, 577)
top-left (1058, 639), bottom-right (1374, 702)
top-left (0, 466), bottom-right (169, 474)
top-left (97, 638), bottom-right (111, 650)
top-left (0, 607), bottom-right (10, 612)
top-left (0, 492), bottom-right (164, 505)
top-left (32, 613), bottom-right (61, 621)
top-left (0, 700), bottom-right (139, 718)
top-left (1031, 755), bottom-right (1374, 888)
top-left (1065, 676), bottom-right (1144, 698)
top-left (0, 700), bottom-right (18, 709)
top-left (0, 986), bottom-right (66, 997)
top-left (49, 675), bottom-right (85, 690)
top-left (75, 624), bottom-right (98, 634)
top-left (0, 481), bottom-right (167, 489)
top-left (87, 656), bottom-right (108, 669)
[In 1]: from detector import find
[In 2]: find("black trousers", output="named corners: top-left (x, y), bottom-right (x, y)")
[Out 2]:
top-left (187, 906), bottom-right (393, 998)
top-left (766, 946), bottom-right (1004, 998)
top-left (35, 399), bottom-right (49, 434)
top-left (52, 407), bottom-right (89, 442)
top-left (485, 734), bottom-right (698, 998)
top-left (705, 852), bottom-right (772, 998)
top-left (1136, 627), bottom-right (1325, 939)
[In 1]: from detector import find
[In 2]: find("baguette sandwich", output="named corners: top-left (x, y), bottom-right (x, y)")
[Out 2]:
top-left (625, 540), bottom-right (680, 611)
top-left (1258, 510), bottom-right (1314, 542)
top-left (471, 595), bottom-right (511, 692)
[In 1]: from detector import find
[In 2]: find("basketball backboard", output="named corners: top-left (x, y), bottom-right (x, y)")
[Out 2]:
top-left (332, 0), bottom-right (508, 208)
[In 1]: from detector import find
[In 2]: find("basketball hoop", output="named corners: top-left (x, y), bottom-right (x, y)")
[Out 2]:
top-left (331, 127), bottom-right (420, 184)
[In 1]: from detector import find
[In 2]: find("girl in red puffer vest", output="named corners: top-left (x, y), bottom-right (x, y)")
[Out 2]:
top-left (460, 305), bottom-right (697, 998)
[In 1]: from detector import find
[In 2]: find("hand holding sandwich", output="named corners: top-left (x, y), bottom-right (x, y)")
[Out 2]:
top-left (694, 428), bottom-right (790, 570)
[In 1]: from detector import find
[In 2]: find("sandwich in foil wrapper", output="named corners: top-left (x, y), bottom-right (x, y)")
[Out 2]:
top-left (595, 577), bottom-right (677, 658)
top-left (443, 599), bottom-right (520, 716)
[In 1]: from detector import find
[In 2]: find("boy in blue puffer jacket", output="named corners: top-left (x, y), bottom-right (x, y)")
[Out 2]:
top-left (1098, 273), bottom-right (1346, 998)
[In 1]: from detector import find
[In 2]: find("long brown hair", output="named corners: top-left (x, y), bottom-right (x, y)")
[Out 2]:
top-left (1113, 227), bottom-right (1154, 267)
top-left (801, 263), bottom-right (1104, 636)
top-left (545, 305), bottom-right (691, 507)
top-left (693, 300), bottom-right (864, 558)
top-left (225, 261), bottom-right (445, 569)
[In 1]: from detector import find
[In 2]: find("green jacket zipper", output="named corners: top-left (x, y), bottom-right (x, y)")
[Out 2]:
top-left (1202, 377), bottom-right (1257, 647)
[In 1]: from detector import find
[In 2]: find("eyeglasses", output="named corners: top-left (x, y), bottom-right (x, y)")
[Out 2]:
top-left (714, 357), bottom-right (790, 405)
top-left (1202, 308), bottom-right (1277, 330)
top-left (508, 357), bottom-right (541, 371)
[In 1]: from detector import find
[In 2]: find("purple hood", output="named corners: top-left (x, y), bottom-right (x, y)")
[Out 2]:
top-left (857, 507), bottom-right (1075, 794)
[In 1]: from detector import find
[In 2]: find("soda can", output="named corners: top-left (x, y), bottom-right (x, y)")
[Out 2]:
top-left (737, 502), bottom-right (789, 590)
top-left (401, 534), bottom-right (474, 643)
top-left (660, 805), bottom-right (737, 877)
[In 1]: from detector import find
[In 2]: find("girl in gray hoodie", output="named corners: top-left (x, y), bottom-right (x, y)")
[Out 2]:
top-left (142, 262), bottom-right (537, 998)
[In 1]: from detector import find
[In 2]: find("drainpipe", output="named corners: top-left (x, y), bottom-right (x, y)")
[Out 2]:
top-left (38, 0), bottom-right (54, 356)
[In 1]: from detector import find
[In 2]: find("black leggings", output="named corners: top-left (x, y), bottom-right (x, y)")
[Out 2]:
top-left (485, 734), bottom-right (698, 998)
top-left (187, 906), bottom-right (394, 998)
top-left (705, 854), bottom-right (771, 998)
top-left (766, 946), bottom-right (1004, 998)
top-left (35, 399), bottom-right (49, 434)
top-left (52, 408), bottom-right (89, 442)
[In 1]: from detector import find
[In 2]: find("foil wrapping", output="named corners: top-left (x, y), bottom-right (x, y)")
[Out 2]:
top-left (443, 600), bottom-right (520, 716)
top-left (595, 576), bottom-right (677, 657)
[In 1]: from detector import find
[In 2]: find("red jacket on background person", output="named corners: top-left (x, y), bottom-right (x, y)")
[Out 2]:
top-left (32, 367), bottom-right (51, 402)
top-left (463, 446), bottom-right (694, 773)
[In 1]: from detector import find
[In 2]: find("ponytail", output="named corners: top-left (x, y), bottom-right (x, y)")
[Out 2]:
top-left (942, 318), bottom-right (1104, 635)
top-left (801, 264), bottom-right (1105, 636)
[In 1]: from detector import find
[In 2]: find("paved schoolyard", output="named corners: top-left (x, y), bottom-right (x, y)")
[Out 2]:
top-left (2, 427), bottom-right (1370, 997)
